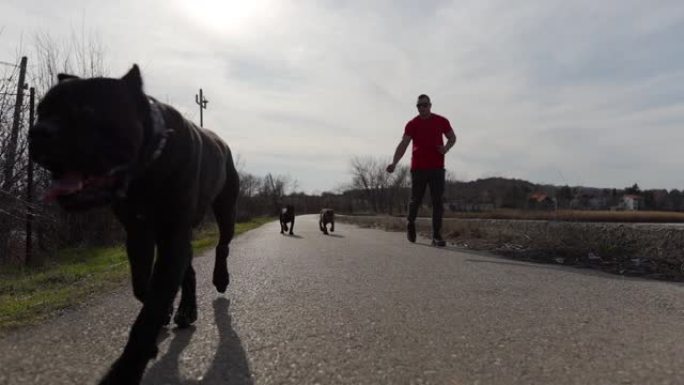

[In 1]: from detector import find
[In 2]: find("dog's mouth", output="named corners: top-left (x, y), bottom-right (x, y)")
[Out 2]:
top-left (44, 172), bottom-right (115, 200)
top-left (44, 171), bottom-right (124, 210)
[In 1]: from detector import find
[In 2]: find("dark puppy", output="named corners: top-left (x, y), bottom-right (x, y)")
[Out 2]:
top-left (29, 65), bottom-right (239, 385)
top-left (279, 205), bottom-right (295, 235)
top-left (319, 208), bottom-right (335, 235)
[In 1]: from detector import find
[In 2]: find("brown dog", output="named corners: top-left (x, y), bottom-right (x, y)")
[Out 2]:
top-left (319, 208), bottom-right (335, 235)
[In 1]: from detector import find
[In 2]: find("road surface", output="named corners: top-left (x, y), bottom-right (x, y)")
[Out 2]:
top-left (1, 215), bottom-right (684, 384)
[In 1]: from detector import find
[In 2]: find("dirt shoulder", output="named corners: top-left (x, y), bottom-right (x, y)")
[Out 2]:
top-left (338, 215), bottom-right (684, 281)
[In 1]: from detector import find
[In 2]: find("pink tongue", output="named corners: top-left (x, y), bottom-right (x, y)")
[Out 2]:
top-left (43, 172), bottom-right (84, 202)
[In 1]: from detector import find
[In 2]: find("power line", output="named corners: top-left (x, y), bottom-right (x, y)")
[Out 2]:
top-left (0, 60), bottom-right (20, 67)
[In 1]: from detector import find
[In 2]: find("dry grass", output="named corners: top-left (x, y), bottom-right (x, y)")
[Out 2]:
top-left (339, 215), bottom-right (684, 281)
top-left (442, 209), bottom-right (684, 223)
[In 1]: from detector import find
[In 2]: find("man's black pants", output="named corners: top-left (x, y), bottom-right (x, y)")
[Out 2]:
top-left (407, 168), bottom-right (445, 238)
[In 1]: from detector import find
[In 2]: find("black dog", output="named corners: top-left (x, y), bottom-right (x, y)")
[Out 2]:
top-left (29, 65), bottom-right (239, 385)
top-left (279, 205), bottom-right (295, 235)
top-left (319, 208), bottom-right (335, 235)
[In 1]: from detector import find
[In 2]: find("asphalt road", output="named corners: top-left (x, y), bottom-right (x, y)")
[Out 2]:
top-left (2, 215), bottom-right (684, 385)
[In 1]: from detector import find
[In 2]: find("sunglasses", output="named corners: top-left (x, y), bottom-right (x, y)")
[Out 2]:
top-left (416, 103), bottom-right (430, 108)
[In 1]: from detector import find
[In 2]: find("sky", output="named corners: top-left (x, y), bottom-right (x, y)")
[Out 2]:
top-left (1, 0), bottom-right (683, 193)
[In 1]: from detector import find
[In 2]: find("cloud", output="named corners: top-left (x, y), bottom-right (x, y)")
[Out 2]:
top-left (1, 0), bottom-right (683, 192)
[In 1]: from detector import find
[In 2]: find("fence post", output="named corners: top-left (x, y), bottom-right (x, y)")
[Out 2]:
top-left (25, 87), bottom-right (35, 265)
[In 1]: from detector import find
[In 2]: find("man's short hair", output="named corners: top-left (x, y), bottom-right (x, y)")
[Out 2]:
top-left (417, 94), bottom-right (431, 103)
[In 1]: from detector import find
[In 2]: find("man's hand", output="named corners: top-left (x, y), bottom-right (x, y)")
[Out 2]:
top-left (386, 163), bottom-right (396, 173)
top-left (440, 131), bottom-right (457, 155)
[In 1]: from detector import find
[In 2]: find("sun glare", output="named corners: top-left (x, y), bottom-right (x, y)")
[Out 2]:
top-left (175, 0), bottom-right (278, 35)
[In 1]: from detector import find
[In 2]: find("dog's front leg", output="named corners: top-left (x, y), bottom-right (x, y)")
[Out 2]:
top-left (124, 222), bottom-right (154, 303)
top-left (99, 225), bottom-right (192, 385)
top-left (114, 205), bottom-right (155, 304)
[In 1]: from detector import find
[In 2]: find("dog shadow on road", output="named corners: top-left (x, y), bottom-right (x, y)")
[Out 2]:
top-left (142, 298), bottom-right (253, 385)
top-left (325, 234), bottom-right (345, 238)
top-left (282, 234), bottom-right (304, 239)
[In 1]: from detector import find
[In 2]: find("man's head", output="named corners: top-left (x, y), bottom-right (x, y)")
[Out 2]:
top-left (416, 94), bottom-right (431, 118)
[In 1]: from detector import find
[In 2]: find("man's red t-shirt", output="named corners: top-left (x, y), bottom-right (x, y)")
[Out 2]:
top-left (404, 113), bottom-right (453, 170)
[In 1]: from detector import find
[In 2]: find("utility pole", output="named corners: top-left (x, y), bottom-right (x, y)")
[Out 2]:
top-left (2, 56), bottom-right (27, 191)
top-left (25, 87), bottom-right (35, 266)
top-left (195, 88), bottom-right (208, 127)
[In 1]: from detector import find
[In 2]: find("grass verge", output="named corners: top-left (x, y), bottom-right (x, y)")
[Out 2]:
top-left (0, 217), bottom-right (272, 332)
top-left (441, 209), bottom-right (684, 223)
top-left (339, 215), bottom-right (684, 281)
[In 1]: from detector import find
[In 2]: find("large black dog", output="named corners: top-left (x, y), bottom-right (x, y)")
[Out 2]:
top-left (29, 65), bottom-right (239, 384)
top-left (279, 205), bottom-right (295, 235)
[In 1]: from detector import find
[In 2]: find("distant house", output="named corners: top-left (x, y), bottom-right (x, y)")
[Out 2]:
top-left (527, 192), bottom-right (556, 210)
top-left (622, 194), bottom-right (643, 211)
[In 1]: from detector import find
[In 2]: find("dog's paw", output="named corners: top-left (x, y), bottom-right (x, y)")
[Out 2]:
top-left (174, 302), bottom-right (198, 328)
top-left (213, 256), bottom-right (230, 293)
top-left (213, 270), bottom-right (230, 293)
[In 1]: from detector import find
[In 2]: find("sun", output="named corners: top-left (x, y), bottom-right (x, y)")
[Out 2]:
top-left (174, 0), bottom-right (278, 35)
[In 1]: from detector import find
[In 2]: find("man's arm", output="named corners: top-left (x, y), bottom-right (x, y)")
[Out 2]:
top-left (386, 135), bottom-right (411, 173)
top-left (438, 130), bottom-right (457, 155)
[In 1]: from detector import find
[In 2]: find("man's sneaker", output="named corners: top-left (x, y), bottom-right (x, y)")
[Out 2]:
top-left (431, 236), bottom-right (446, 247)
top-left (407, 222), bottom-right (416, 243)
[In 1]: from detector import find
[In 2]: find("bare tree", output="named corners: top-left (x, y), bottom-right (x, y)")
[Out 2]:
top-left (239, 173), bottom-right (261, 199)
top-left (350, 155), bottom-right (409, 214)
top-left (0, 59), bottom-right (24, 191)
top-left (0, 56), bottom-right (32, 263)
top-left (386, 163), bottom-right (410, 215)
top-left (31, 28), bottom-right (108, 96)
top-left (0, 27), bottom-right (111, 265)
top-left (260, 173), bottom-right (296, 215)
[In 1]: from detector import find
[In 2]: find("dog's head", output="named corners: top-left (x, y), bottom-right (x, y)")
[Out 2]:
top-left (320, 208), bottom-right (334, 221)
top-left (29, 65), bottom-right (150, 211)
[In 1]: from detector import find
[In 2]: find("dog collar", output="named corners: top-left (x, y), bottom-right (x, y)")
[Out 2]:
top-left (148, 98), bottom-right (172, 163)
top-left (106, 98), bottom-right (172, 199)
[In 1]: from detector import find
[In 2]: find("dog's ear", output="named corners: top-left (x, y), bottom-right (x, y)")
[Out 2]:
top-left (122, 64), bottom-right (143, 91)
top-left (57, 74), bottom-right (79, 83)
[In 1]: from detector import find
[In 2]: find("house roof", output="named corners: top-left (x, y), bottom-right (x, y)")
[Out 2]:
top-left (529, 192), bottom-right (550, 202)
